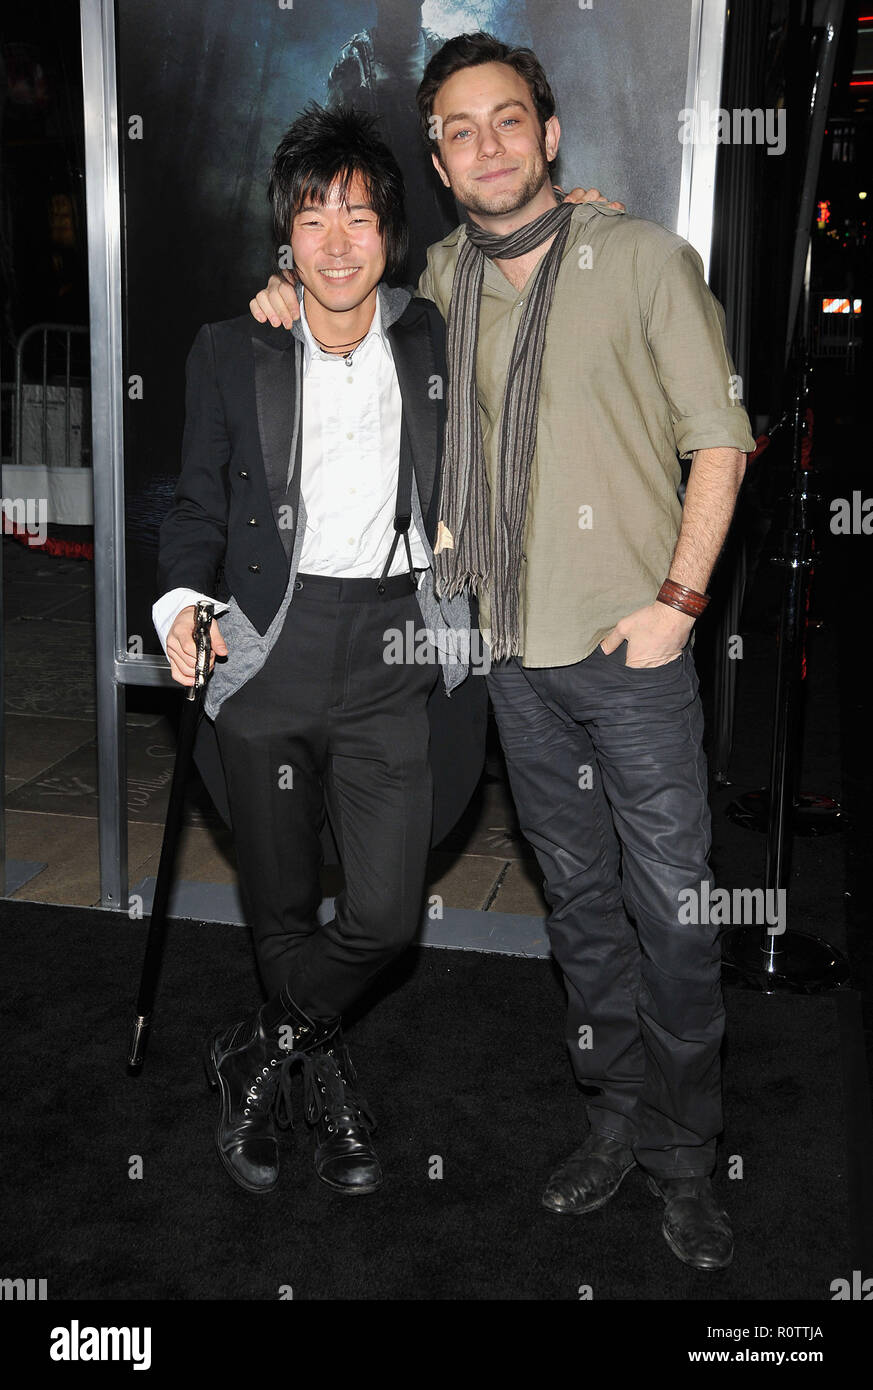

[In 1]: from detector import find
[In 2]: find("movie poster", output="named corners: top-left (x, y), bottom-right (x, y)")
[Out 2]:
top-left (116, 0), bottom-right (694, 651)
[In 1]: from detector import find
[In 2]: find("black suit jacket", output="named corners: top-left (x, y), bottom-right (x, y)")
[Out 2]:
top-left (158, 294), bottom-right (487, 849)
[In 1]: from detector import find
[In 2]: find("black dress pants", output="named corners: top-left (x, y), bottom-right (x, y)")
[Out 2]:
top-left (486, 642), bottom-right (723, 1178)
top-left (214, 575), bottom-right (438, 1020)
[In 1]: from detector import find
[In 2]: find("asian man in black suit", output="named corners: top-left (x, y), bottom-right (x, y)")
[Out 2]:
top-left (154, 104), bottom-right (486, 1198)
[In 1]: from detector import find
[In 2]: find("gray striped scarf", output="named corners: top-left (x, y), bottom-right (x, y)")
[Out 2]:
top-left (435, 198), bottom-right (576, 662)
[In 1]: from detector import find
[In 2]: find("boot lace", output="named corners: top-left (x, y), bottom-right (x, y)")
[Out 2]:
top-left (290, 1045), bottom-right (376, 1137)
top-left (242, 1051), bottom-right (297, 1131)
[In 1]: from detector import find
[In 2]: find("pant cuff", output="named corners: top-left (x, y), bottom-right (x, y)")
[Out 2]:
top-left (589, 1122), bottom-right (637, 1147)
top-left (639, 1163), bottom-right (715, 1180)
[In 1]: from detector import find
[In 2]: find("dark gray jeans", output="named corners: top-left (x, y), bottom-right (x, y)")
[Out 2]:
top-left (487, 641), bottom-right (723, 1178)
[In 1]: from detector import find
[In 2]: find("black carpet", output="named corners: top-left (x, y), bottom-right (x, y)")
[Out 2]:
top-left (0, 899), bottom-right (867, 1301)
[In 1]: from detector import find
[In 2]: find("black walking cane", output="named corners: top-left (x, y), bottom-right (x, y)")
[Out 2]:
top-left (127, 601), bottom-right (214, 1071)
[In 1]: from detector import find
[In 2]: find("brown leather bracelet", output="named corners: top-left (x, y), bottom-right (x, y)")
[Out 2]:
top-left (657, 578), bottom-right (710, 618)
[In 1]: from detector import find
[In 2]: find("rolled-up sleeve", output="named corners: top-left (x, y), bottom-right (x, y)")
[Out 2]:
top-left (644, 243), bottom-right (756, 459)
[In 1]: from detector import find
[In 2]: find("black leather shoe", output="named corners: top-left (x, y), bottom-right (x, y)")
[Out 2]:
top-left (204, 990), bottom-right (338, 1195)
top-left (542, 1132), bottom-right (637, 1214)
top-left (297, 1038), bottom-right (382, 1195)
top-left (646, 1174), bottom-right (734, 1270)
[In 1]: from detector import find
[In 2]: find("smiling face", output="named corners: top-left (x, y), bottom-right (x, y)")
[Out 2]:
top-left (290, 170), bottom-right (387, 323)
top-left (430, 61), bottom-right (560, 221)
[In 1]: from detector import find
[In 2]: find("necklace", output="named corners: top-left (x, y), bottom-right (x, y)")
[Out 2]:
top-left (311, 331), bottom-right (367, 366)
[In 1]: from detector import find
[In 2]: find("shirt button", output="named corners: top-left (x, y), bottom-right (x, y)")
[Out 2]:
top-left (248, 562), bottom-right (261, 573)
top-left (238, 470), bottom-right (249, 479)
top-left (247, 516), bottom-right (258, 526)
top-left (347, 375), bottom-right (354, 384)
top-left (347, 537), bottom-right (355, 545)
top-left (346, 431), bottom-right (354, 440)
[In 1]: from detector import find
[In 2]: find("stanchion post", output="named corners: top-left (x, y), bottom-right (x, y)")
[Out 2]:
top-left (722, 355), bottom-right (847, 991)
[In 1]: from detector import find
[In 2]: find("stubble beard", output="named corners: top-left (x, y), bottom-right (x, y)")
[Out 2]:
top-left (453, 149), bottom-right (550, 220)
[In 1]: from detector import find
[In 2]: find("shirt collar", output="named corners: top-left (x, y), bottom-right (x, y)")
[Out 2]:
top-left (299, 290), bottom-right (389, 374)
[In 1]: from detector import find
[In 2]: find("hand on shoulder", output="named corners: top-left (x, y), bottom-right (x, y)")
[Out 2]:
top-left (249, 272), bottom-right (300, 329)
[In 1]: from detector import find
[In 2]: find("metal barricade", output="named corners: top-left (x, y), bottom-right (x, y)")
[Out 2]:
top-left (811, 299), bottom-right (862, 373)
top-left (0, 323), bottom-right (89, 899)
top-left (12, 323), bottom-right (90, 472)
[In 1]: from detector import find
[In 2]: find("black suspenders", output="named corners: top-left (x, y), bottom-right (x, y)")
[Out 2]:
top-left (377, 418), bottom-right (416, 594)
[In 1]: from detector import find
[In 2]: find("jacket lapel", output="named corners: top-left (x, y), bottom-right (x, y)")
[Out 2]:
top-left (251, 329), bottom-right (302, 563)
top-left (387, 309), bottom-right (439, 519)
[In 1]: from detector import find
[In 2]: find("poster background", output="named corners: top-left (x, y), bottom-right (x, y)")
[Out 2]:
top-left (116, 0), bottom-right (694, 652)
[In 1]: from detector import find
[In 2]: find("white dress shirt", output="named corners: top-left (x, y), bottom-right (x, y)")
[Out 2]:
top-left (153, 293), bottom-right (429, 654)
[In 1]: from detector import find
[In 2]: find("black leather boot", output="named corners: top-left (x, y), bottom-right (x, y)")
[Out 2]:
top-left (295, 1035), bottom-right (382, 1195)
top-left (542, 1132), bottom-right (637, 1214)
top-left (203, 988), bottom-right (338, 1195)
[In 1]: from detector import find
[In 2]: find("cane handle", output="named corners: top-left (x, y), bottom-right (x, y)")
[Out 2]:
top-left (187, 601), bottom-right (215, 701)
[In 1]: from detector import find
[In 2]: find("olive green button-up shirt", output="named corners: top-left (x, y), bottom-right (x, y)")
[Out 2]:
top-left (417, 203), bottom-right (756, 669)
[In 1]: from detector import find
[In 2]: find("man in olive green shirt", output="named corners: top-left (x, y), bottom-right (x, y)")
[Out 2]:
top-left (415, 34), bottom-right (753, 1274)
